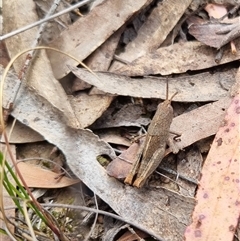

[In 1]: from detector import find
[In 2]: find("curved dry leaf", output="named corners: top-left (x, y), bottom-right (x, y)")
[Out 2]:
top-left (115, 41), bottom-right (240, 76)
top-left (1, 120), bottom-right (44, 144)
top-left (185, 93), bottom-right (240, 241)
top-left (106, 139), bottom-right (144, 180)
top-left (71, 66), bottom-right (236, 102)
top-left (68, 93), bottom-right (113, 128)
top-left (17, 162), bottom-right (80, 188)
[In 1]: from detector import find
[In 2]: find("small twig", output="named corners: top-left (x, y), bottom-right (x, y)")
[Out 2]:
top-left (113, 55), bottom-right (131, 65)
top-left (84, 193), bottom-right (99, 241)
top-left (0, 0), bottom-right (92, 41)
top-left (158, 166), bottom-right (198, 185)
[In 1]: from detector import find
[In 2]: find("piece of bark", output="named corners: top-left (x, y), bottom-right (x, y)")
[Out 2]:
top-left (115, 41), bottom-right (240, 76)
top-left (47, 0), bottom-right (153, 79)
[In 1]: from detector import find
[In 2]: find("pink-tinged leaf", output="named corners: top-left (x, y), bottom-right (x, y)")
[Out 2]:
top-left (185, 93), bottom-right (240, 241)
top-left (17, 162), bottom-right (80, 188)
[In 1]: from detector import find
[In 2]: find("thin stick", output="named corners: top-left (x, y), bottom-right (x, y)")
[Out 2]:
top-left (0, 0), bottom-right (92, 41)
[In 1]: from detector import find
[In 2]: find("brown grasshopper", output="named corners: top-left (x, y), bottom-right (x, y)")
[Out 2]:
top-left (124, 86), bottom-right (178, 188)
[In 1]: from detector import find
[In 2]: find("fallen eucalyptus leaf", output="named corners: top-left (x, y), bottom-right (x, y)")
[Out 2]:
top-left (188, 17), bottom-right (240, 49)
top-left (169, 96), bottom-right (232, 152)
top-left (71, 66), bottom-right (236, 102)
top-left (17, 162), bottom-right (80, 188)
top-left (116, 41), bottom-right (240, 76)
top-left (185, 93), bottom-right (240, 241)
top-left (0, 120), bottom-right (44, 144)
top-left (106, 139), bottom-right (144, 180)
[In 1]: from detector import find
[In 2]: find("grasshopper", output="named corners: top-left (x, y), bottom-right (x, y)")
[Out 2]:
top-left (124, 86), bottom-right (178, 188)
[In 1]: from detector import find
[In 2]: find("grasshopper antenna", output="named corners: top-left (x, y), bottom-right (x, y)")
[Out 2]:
top-left (166, 78), bottom-right (178, 102)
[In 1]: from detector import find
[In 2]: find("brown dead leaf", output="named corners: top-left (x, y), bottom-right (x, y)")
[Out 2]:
top-left (117, 229), bottom-right (148, 241)
top-left (185, 93), bottom-right (240, 241)
top-left (111, 0), bottom-right (192, 71)
top-left (170, 96), bottom-right (232, 152)
top-left (17, 162), bottom-right (80, 188)
top-left (47, 0), bottom-right (153, 79)
top-left (91, 103), bottom-right (150, 129)
top-left (115, 41), bottom-right (240, 76)
top-left (68, 93), bottom-right (114, 128)
top-left (188, 17), bottom-right (240, 49)
top-left (0, 119), bottom-right (44, 143)
top-left (71, 66), bottom-right (236, 102)
top-left (97, 129), bottom-right (131, 147)
top-left (107, 138), bottom-right (145, 180)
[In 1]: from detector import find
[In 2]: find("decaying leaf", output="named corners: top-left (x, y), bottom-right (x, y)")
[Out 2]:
top-left (188, 16), bottom-right (240, 49)
top-left (106, 138), bottom-right (144, 180)
top-left (17, 162), bottom-right (80, 188)
top-left (71, 66), bottom-right (236, 102)
top-left (169, 96), bottom-right (232, 152)
top-left (91, 103), bottom-right (150, 129)
top-left (0, 120), bottom-right (44, 144)
top-left (68, 93), bottom-right (114, 128)
top-left (97, 129), bottom-right (132, 147)
top-left (115, 41), bottom-right (240, 76)
top-left (185, 92), bottom-right (240, 241)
